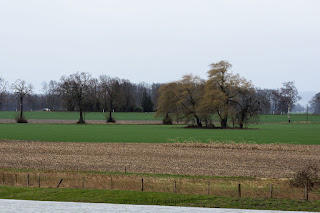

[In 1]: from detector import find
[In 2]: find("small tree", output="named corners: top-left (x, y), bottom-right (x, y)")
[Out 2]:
top-left (309, 92), bottom-right (320, 114)
top-left (280, 81), bottom-right (301, 122)
top-left (42, 80), bottom-right (61, 110)
top-left (99, 75), bottom-right (120, 122)
top-left (156, 82), bottom-right (180, 123)
top-left (0, 77), bottom-right (7, 108)
top-left (231, 87), bottom-right (260, 128)
top-left (119, 79), bottom-right (136, 112)
top-left (11, 79), bottom-right (33, 123)
top-left (141, 89), bottom-right (154, 112)
top-left (290, 164), bottom-right (319, 189)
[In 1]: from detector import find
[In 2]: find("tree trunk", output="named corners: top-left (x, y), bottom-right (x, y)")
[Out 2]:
top-left (239, 113), bottom-right (245, 129)
top-left (78, 107), bottom-right (84, 123)
top-left (19, 97), bottom-right (23, 119)
top-left (193, 115), bottom-right (202, 127)
top-left (78, 97), bottom-right (84, 124)
top-left (107, 100), bottom-right (115, 122)
top-left (196, 117), bottom-right (202, 127)
top-left (109, 100), bottom-right (114, 121)
top-left (221, 118), bottom-right (227, 129)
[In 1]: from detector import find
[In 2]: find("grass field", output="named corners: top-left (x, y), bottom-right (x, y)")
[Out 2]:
top-left (0, 186), bottom-right (319, 211)
top-left (0, 123), bottom-right (319, 144)
top-left (0, 111), bottom-right (320, 123)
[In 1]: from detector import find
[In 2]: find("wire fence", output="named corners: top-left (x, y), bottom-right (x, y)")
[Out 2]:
top-left (1, 171), bottom-right (319, 201)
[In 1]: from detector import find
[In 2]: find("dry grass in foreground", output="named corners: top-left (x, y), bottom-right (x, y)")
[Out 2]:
top-left (0, 170), bottom-right (319, 201)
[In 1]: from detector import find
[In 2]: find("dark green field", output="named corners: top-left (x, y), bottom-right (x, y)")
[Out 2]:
top-left (0, 111), bottom-right (159, 121)
top-left (0, 123), bottom-right (319, 144)
top-left (0, 111), bottom-right (319, 123)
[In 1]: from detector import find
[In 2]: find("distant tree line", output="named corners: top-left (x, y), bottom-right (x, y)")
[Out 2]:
top-left (0, 74), bottom-right (160, 123)
top-left (0, 61), bottom-right (319, 124)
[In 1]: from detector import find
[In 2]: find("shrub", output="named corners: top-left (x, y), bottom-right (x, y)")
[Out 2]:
top-left (133, 106), bottom-right (144, 112)
top-left (16, 118), bottom-right (28, 123)
top-left (162, 115), bottom-right (172, 125)
top-left (107, 117), bottom-right (116, 123)
top-left (15, 114), bottom-right (28, 123)
top-left (290, 164), bottom-right (319, 189)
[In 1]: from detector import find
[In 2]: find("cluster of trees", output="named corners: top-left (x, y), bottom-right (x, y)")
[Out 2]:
top-left (255, 82), bottom-right (302, 115)
top-left (0, 60), bottom-right (319, 125)
top-left (156, 61), bottom-right (312, 128)
top-left (0, 74), bottom-right (159, 123)
top-left (156, 61), bottom-right (261, 128)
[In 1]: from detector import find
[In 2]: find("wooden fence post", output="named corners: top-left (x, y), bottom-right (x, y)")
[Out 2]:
top-left (125, 167), bottom-right (127, 174)
top-left (82, 177), bottom-right (85, 189)
top-left (305, 185), bottom-right (309, 201)
top-left (57, 179), bottom-right (63, 188)
top-left (141, 178), bottom-right (144, 191)
top-left (38, 174), bottom-right (41, 188)
top-left (238, 184), bottom-right (241, 197)
top-left (27, 174), bottom-right (30, 187)
top-left (270, 184), bottom-right (273, 199)
top-left (110, 177), bottom-right (113, 189)
top-left (174, 181), bottom-right (177, 193)
top-left (207, 181), bottom-right (210, 195)
top-left (2, 173), bottom-right (4, 184)
top-left (15, 174), bottom-right (18, 186)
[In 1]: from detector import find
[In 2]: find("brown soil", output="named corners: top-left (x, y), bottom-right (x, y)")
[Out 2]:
top-left (0, 140), bottom-right (319, 178)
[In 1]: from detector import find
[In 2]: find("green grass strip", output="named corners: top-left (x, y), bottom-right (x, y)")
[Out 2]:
top-left (1, 111), bottom-right (320, 123)
top-left (0, 123), bottom-right (320, 144)
top-left (0, 186), bottom-right (319, 211)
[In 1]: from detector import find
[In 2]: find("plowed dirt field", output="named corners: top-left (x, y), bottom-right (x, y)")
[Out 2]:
top-left (0, 140), bottom-right (319, 178)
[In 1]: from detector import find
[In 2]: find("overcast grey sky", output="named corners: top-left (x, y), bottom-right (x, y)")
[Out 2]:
top-left (0, 0), bottom-right (319, 99)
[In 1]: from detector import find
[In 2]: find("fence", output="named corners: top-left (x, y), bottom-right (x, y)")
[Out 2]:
top-left (0, 171), bottom-right (318, 201)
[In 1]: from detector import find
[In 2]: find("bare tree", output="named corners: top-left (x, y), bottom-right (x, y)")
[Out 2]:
top-left (280, 81), bottom-right (301, 122)
top-left (231, 87), bottom-right (260, 128)
top-left (42, 80), bottom-right (61, 110)
top-left (99, 75), bottom-right (121, 122)
top-left (59, 72), bottom-right (92, 124)
top-left (309, 92), bottom-right (320, 114)
top-left (141, 88), bottom-right (154, 112)
top-left (151, 83), bottom-right (162, 110)
top-left (11, 79), bottom-right (34, 123)
top-left (119, 79), bottom-right (136, 112)
top-left (256, 89), bottom-right (272, 114)
top-left (270, 89), bottom-right (282, 114)
top-left (0, 77), bottom-right (7, 107)
top-left (134, 82), bottom-right (150, 108)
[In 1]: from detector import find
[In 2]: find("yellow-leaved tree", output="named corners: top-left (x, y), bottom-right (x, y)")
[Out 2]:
top-left (156, 75), bottom-right (205, 127)
top-left (200, 60), bottom-right (259, 128)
